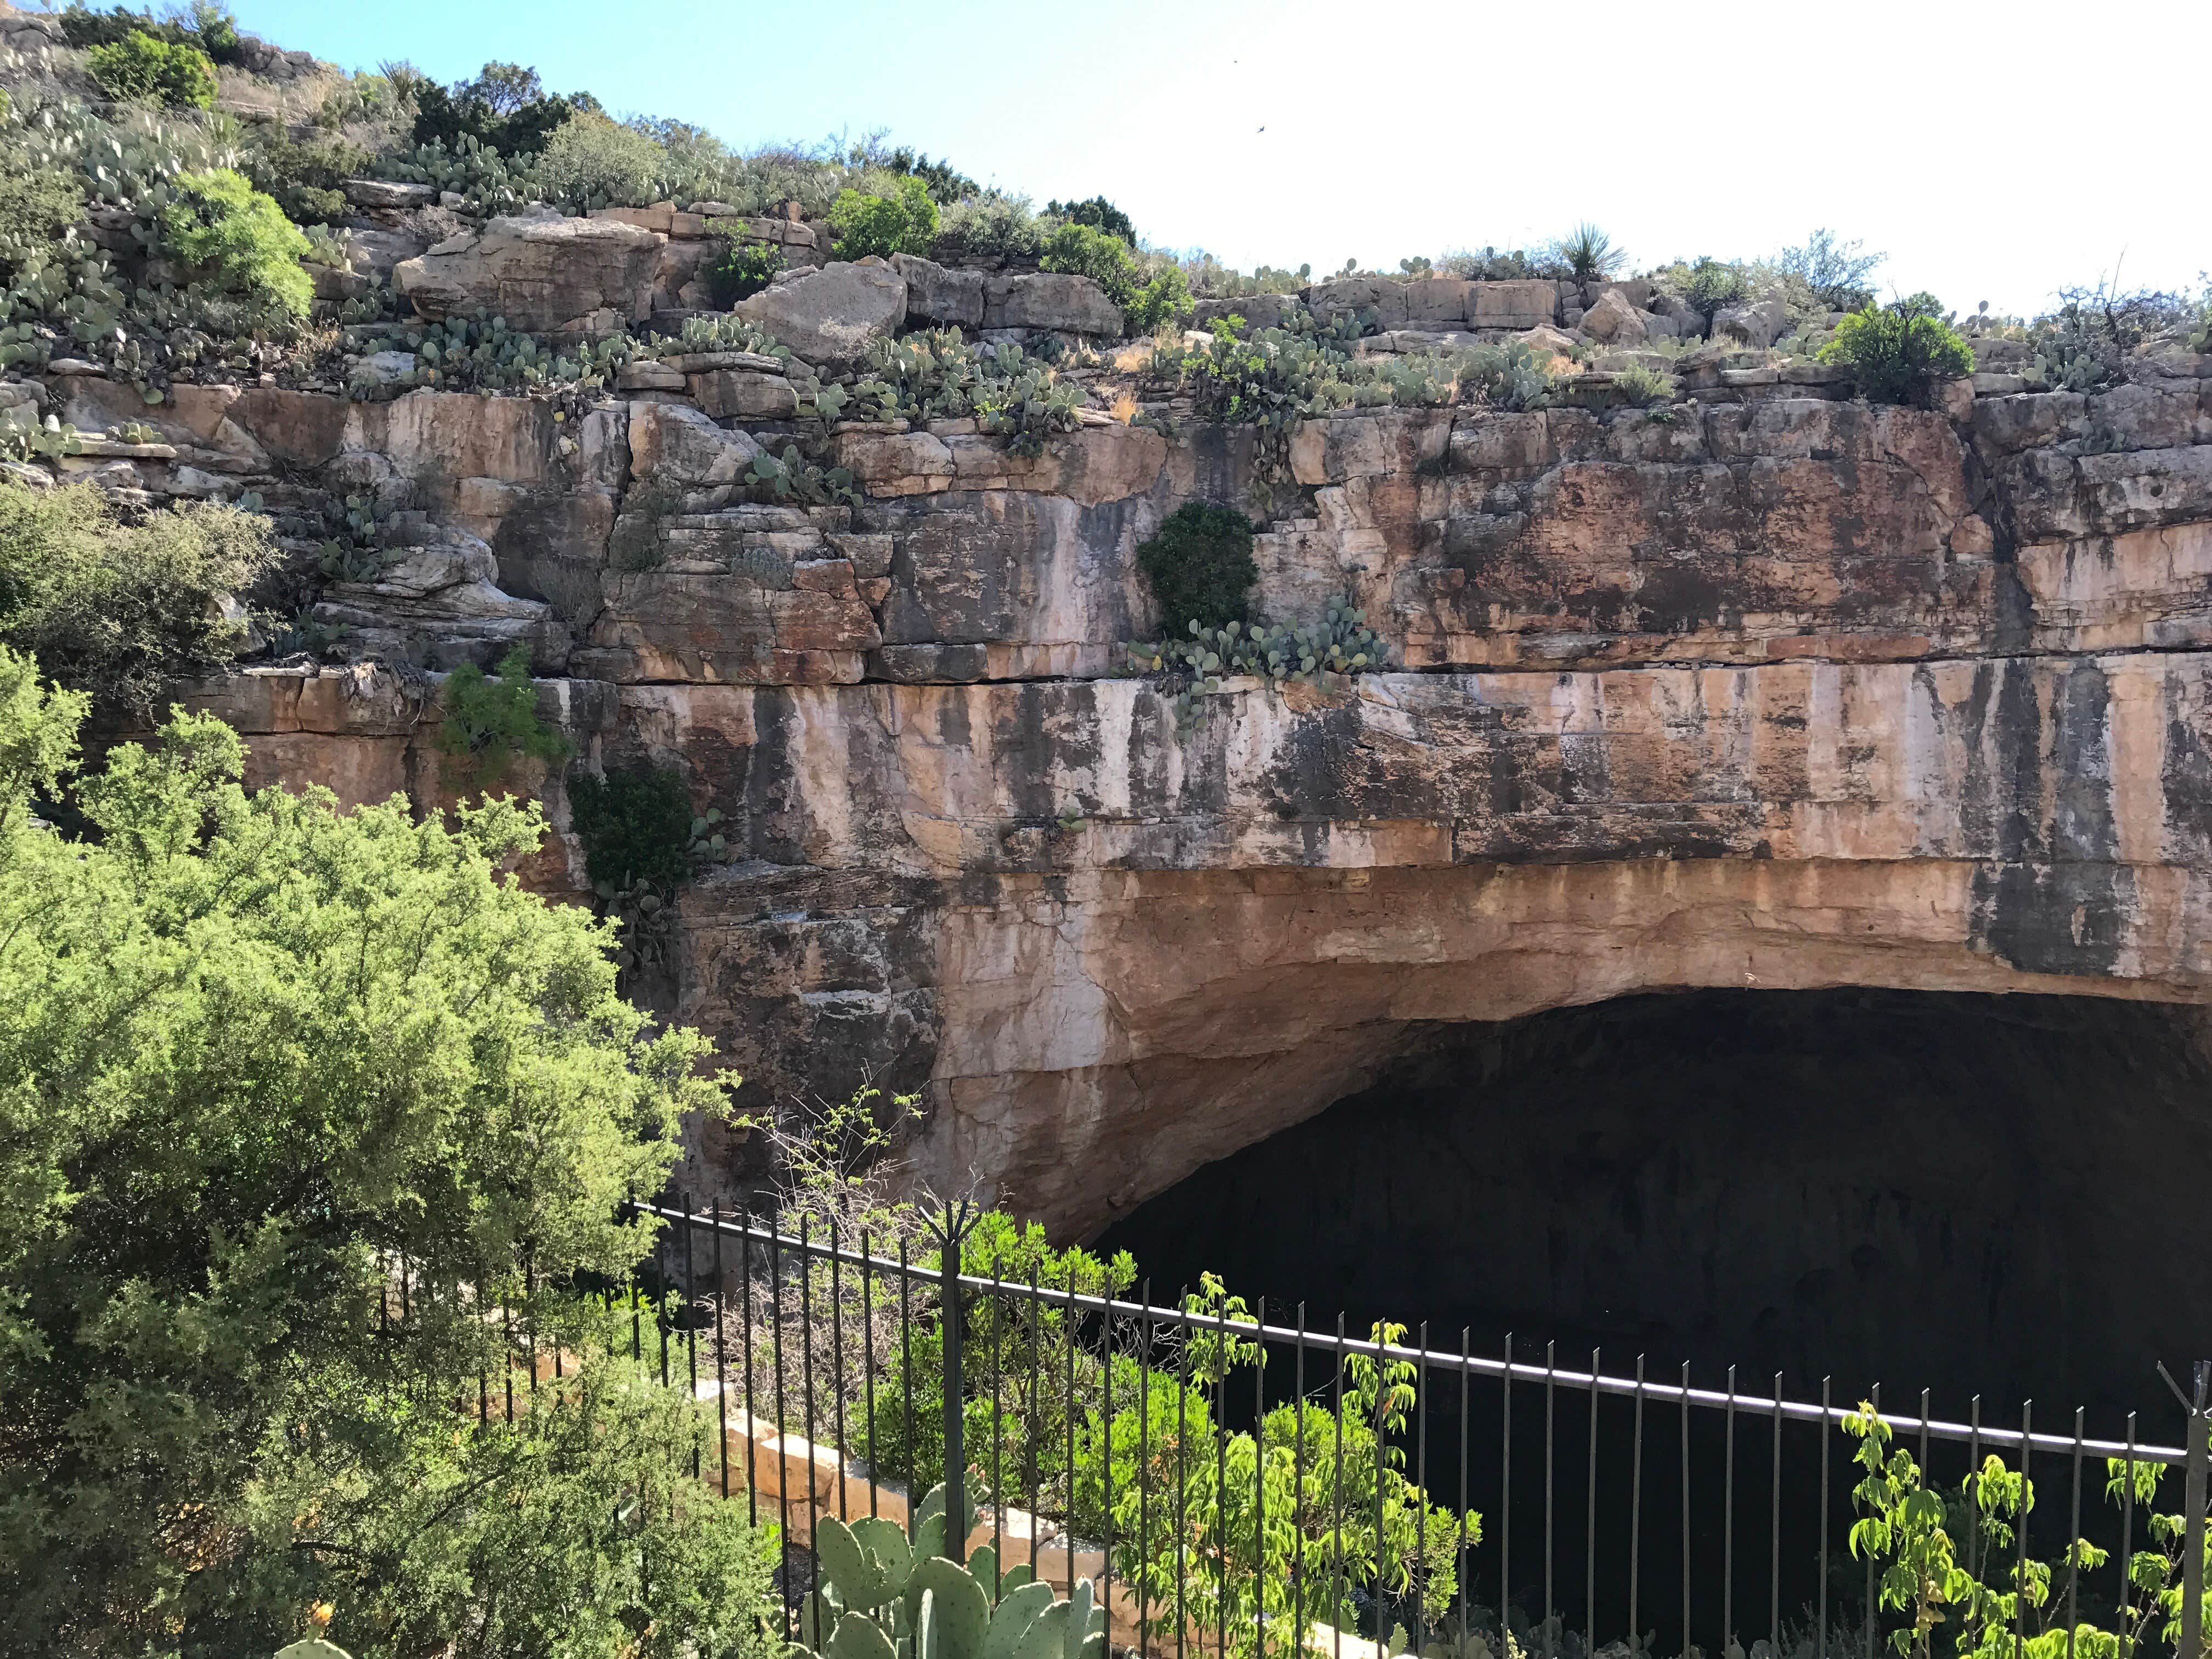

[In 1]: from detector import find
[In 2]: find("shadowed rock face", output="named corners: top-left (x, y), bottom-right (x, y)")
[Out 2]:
top-left (167, 354), bottom-right (2212, 1239)
top-left (1096, 986), bottom-right (2212, 1423)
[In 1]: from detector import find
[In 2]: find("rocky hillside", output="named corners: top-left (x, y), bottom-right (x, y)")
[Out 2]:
top-left (6, 3), bottom-right (2212, 1233)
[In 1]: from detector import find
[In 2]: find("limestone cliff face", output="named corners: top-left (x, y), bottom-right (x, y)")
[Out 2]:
top-left (168, 352), bottom-right (2212, 1235)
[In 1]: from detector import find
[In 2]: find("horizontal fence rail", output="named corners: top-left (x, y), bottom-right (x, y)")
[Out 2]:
top-left (594, 1198), bottom-right (2208, 1659)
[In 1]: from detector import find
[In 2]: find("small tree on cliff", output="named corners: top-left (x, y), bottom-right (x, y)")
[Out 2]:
top-left (0, 647), bottom-right (773, 1658)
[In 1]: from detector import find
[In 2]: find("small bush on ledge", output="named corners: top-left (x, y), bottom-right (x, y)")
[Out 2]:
top-left (1820, 294), bottom-right (1974, 407)
top-left (1136, 502), bottom-right (1257, 631)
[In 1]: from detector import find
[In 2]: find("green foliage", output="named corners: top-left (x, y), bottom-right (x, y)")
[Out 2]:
top-left (1124, 261), bottom-right (1193, 335)
top-left (830, 175), bottom-right (940, 259)
top-left (1040, 221), bottom-right (1165, 329)
top-left (1838, 1404), bottom-right (2184, 1659)
top-left (161, 167), bottom-right (313, 318)
top-left (1126, 596), bottom-right (1387, 726)
top-left (435, 642), bottom-right (571, 792)
top-left (2029, 283), bottom-right (2204, 390)
top-left (712, 237), bottom-right (785, 304)
top-left (856, 331), bottom-right (1084, 459)
top-left (1456, 339), bottom-right (1558, 410)
top-left (934, 194), bottom-right (1045, 264)
top-left (410, 61), bottom-right (577, 159)
top-left (0, 406), bottom-right (82, 461)
top-left (84, 29), bottom-right (218, 109)
top-left (379, 132), bottom-right (538, 214)
top-left (0, 478), bottom-right (275, 712)
top-left (1679, 257), bottom-right (1748, 331)
top-left (1135, 502), bottom-right (1257, 631)
top-left (568, 763), bottom-right (700, 890)
top-left (860, 138), bottom-right (977, 206)
top-left (238, 120), bottom-right (370, 227)
top-left (534, 111), bottom-right (675, 211)
top-left (0, 168), bottom-right (85, 278)
top-left (352, 308), bottom-right (633, 395)
top-left (1777, 228), bottom-right (1883, 311)
top-left (59, 3), bottom-right (244, 63)
top-left (0, 668), bottom-right (749, 1655)
top-left (803, 1509), bottom-right (1105, 1659)
top-left (1821, 294), bottom-right (1975, 407)
top-left (746, 442), bottom-right (861, 505)
top-left (1611, 362), bottom-right (1679, 407)
top-left (1554, 221), bottom-right (1623, 280)
top-left (1047, 195), bottom-right (1135, 244)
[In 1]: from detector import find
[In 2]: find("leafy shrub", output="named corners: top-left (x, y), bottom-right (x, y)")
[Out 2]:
top-left (1125, 261), bottom-right (1193, 335)
top-left (0, 170), bottom-right (84, 276)
top-left (1612, 362), bottom-right (1679, 407)
top-left (410, 61), bottom-right (577, 159)
top-left (239, 120), bottom-right (370, 225)
top-left (1776, 227), bottom-right (1883, 312)
top-left (1555, 221), bottom-right (1624, 280)
top-left (534, 111), bottom-right (672, 210)
top-left (568, 763), bottom-right (697, 890)
top-left (1041, 220), bottom-right (1134, 296)
top-left (85, 28), bottom-right (218, 109)
top-left (60, 2), bottom-right (243, 60)
top-left (160, 167), bottom-right (312, 317)
top-left (710, 236), bottom-right (783, 304)
top-left (932, 192), bottom-right (1043, 264)
top-left (1047, 194), bottom-right (1135, 243)
top-left (0, 479), bottom-right (276, 712)
top-left (1136, 501), bottom-right (1257, 631)
top-left (866, 140), bottom-right (975, 205)
top-left (1679, 257), bottom-right (1748, 333)
top-left (436, 642), bottom-right (570, 792)
top-left (1820, 294), bottom-right (1975, 407)
top-left (828, 174), bottom-right (938, 259)
top-left (0, 668), bottom-right (759, 1655)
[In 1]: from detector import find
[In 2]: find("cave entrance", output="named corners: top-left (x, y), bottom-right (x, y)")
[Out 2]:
top-left (1097, 989), bottom-right (2212, 1652)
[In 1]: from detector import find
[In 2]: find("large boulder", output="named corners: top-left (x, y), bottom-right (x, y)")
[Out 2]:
top-left (1713, 289), bottom-right (1792, 350)
top-left (893, 253), bottom-right (986, 329)
top-left (628, 400), bottom-right (761, 489)
top-left (1580, 288), bottom-right (1649, 347)
top-left (733, 261), bottom-right (907, 366)
top-left (981, 272), bottom-right (1124, 335)
top-left (312, 521), bottom-right (565, 672)
top-left (393, 212), bottom-right (663, 334)
top-left (1465, 281), bottom-right (1557, 330)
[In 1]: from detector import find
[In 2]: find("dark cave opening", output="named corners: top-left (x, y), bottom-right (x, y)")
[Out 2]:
top-left (1096, 989), bottom-right (2212, 1652)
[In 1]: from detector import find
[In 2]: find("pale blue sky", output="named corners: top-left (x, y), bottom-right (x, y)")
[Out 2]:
top-left (225, 0), bottom-right (2205, 319)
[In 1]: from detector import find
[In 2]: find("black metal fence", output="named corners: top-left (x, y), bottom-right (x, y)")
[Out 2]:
top-left (607, 1198), bottom-right (2207, 1659)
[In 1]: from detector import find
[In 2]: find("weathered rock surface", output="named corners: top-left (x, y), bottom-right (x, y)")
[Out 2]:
top-left (393, 213), bottom-right (664, 333)
top-left (313, 521), bottom-right (567, 670)
top-left (981, 272), bottom-right (1123, 335)
top-left (732, 261), bottom-right (907, 366)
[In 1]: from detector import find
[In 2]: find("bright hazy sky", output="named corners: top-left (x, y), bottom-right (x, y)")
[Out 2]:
top-left (229, 0), bottom-right (2207, 320)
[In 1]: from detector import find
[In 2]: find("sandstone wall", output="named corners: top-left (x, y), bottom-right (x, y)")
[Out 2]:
top-left (155, 347), bottom-right (2212, 1236)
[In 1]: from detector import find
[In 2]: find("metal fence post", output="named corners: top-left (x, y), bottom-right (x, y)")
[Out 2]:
top-left (933, 1201), bottom-right (977, 1563)
top-left (2185, 1363), bottom-right (2208, 1659)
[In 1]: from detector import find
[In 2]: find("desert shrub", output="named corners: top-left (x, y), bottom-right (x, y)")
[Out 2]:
top-left (828, 174), bottom-right (938, 258)
top-left (0, 479), bottom-right (276, 712)
top-left (932, 192), bottom-right (1044, 264)
top-left (377, 132), bottom-right (537, 214)
top-left (855, 330), bottom-right (1083, 458)
top-left (410, 60), bottom-right (577, 159)
top-left (0, 662), bottom-right (771, 1656)
top-left (1820, 294), bottom-right (1975, 407)
top-left (60, 2), bottom-right (241, 60)
top-left (1047, 194), bottom-right (1135, 243)
top-left (0, 170), bottom-right (84, 276)
top-left (1434, 245), bottom-right (1558, 281)
top-left (1455, 339), bottom-right (1558, 410)
top-left (1041, 219), bottom-right (1135, 298)
top-left (863, 139), bottom-right (975, 205)
top-left (710, 236), bottom-right (783, 304)
top-left (238, 120), bottom-right (369, 225)
top-left (568, 763), bottom-right (697, 891)
top-left (85, 27), bottom-right (217, 109)
top-left (2029, 282), bottom-right (2204, 390)
top-left (1555, 221), bottom-right (1624, 280)
top-left (1136, 501), bottom-right (1258, 631)
top-left (1680, 257), bottom-right (1748, 334)
top-left (161, 166), bottom-right (313, 317)
top-left (436, 642), bottom-right (569, 792)
top-left (1775, 227), bottom-right (1883, 312)
top-left (1125, 261), bottom-right (1193, 334)
top-left (534, 111), bottom-right (672, 210)
top-left (1612, 361), bottom-right (1679, 407)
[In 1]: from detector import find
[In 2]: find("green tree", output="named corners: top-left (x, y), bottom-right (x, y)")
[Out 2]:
top-left (828, 175), bottom-right (939, 259)
top-left (436, 642), bottom-right (571, 793)
top-left (1135, 501), bottom-right (1259, 631)
top-left (0, 647), bottom-right (769, 1657)
top-left (1821, 294), bottom-right (1976, 407)
top-left (161, 166), bottom-right (314, 317)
